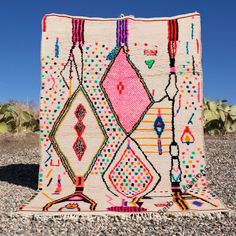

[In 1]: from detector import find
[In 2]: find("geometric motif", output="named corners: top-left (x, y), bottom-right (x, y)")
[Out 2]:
top-left (48, 88), bottom-right (106, 182)
top-left (73, 104), bottom-right (86, 161)
top-left (108, 139), bottom-right (154, 198)
top-left (103, 137), bottom-right (161, 201)
top-left (19, 13), bottom-right (226, 214)
top-left (101, 47), bottom-right (152, 134)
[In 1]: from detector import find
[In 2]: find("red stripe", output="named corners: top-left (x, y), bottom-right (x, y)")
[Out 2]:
top-left (42, 16), bottom-right (47, 32)
top-left (196, 39), bottom-right (200, 54)
top-left (168, 21), bottom-right (172, 57)
top-left (75, 19), bottom-right (79, 45)
top-left (173, 20), bottom-right (177, 57)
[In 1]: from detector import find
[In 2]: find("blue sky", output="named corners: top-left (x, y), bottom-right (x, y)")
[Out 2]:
top-left (0, 0), bottom-right (235, 106)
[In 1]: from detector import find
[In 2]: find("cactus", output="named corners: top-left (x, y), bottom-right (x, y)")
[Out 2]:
top-left (203, 98), bottom-right (236, 135)
top-left (0, 101), bottom-right (39, 134)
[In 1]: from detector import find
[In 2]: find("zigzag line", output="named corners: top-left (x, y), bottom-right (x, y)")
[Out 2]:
top-left (45, 143), bottom-right (53, 165)
top-left (105, 194), bottom-right (115, 206)
top-left (50, 74), bottom-right (55, 90)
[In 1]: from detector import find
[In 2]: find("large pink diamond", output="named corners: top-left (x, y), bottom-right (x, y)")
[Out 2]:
top-left (101, 47), bottom-right (152, 133)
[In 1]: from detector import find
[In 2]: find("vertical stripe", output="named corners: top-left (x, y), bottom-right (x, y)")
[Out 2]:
top-left (192, 55), bottom-right (195, 75)
top-left (72, 19), bottom-right (76, 45)
top-left (122, 20), bottom-right (125, 45)
top-left (120, 19), bottom-right (123, 44)
top-left (72, 19), bottom-right (85, 47)
top-left (124, 19), bottom-right (128, 46)
top-left (191, 23), bottom-right (194, 39)
top-left (116, 21), bottom-right (119, 47)
top-left (196, 39), bottom-right (200, 54)
top-left (75, 19), bottom-right (79, 44)
top-left (79, 20), bottom-right (83, 45)
top-left (81, 20), bottom-right (85, 45)
top-left (197, 82), bottom-right (201, 103)
top-left (116, 19), bottom-right (128, 48)
top-left (42, 16), bottom-right (47, 32)
top-left (186, 41), bottom-right (189, 55)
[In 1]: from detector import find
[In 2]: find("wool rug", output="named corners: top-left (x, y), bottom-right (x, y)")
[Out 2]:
top-left (19, 12), bottom-right (226, 214)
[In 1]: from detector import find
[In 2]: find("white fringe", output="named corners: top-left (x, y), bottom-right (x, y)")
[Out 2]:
top-left (11, 210), bottom-right (235, 222)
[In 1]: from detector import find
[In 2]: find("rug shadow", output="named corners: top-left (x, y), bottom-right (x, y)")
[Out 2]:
top-left (0, 164), bottom-right (39, 190)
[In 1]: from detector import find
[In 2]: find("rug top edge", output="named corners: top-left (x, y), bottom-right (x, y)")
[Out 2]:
top-left (44, 12), bottom-right (200, 21)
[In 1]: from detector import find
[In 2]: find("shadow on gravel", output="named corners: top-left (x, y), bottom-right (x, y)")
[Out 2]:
top-left (0, 164), bottom-right (39, 190)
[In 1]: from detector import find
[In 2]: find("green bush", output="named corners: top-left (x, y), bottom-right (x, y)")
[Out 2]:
top-left (203, 98), bottom-right (236, 135)
top-left (0, 101), bottom-right (39, 134)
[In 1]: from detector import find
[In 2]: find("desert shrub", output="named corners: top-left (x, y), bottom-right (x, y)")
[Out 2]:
top-left (0, 101), bottom-right (39, 134)
top-left (203, 98), bottom-right (236, 135)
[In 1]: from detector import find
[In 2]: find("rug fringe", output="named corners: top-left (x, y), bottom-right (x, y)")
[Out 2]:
top-left (12, 210), bottom-right (235, 222)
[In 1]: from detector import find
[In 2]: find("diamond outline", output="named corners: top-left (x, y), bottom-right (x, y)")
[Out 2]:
top-left (102, 136), bottom-right (161, 198)
top-left (100, 46), bottom-right (154, 135)
top-left (49, 85), bottom-right (108, 183)
top-left (108, 144), bottom-right (154, 198)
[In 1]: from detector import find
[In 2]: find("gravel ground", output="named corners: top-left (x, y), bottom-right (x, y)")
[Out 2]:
top-left (0, 133), bottom-right (235, 236)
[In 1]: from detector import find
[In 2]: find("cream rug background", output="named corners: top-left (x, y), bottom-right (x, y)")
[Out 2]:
top-left (19, 12), bottom-right (226, 214)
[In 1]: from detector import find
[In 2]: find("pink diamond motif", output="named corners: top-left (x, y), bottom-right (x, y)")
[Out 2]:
top-left (101, 47), bottom-right (152, 133)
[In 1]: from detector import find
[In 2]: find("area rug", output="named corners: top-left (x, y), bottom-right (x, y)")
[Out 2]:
top-left (19, 12), bottom-right (226, 214)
